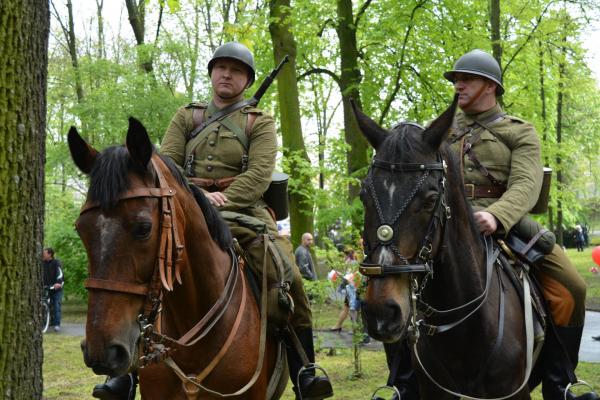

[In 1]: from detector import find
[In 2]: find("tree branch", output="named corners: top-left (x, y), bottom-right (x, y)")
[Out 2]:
top-left (298, 67), bottom-right (341, 87)
top-left (354, 0), bottom-right (373, 27)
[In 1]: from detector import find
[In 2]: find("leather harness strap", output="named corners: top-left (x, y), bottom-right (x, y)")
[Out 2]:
top-left (84, 278), bottom-right (149, 296)
top-left (463, 183), bottom-right (506, 199)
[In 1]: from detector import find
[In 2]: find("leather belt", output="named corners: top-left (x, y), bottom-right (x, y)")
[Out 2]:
top-left (464, 183), bottom-right (506, 199)
top-left (189, 176), bottom-right (236, 192)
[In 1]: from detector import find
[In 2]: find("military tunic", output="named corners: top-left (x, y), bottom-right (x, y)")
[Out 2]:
top-left (448, 103), bottom-right (543, 233)
top-left (160, 101), bottom-right (277, 214)
top-left (448, 104), bottom-right (586, 326)
top-left (159, 100), bottom-right (312, 329)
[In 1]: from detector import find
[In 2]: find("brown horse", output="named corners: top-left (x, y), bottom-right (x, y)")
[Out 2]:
top-left (353, 97), bottom-right (541, 399)
top-left (69, 118), bottom-right (287, 399)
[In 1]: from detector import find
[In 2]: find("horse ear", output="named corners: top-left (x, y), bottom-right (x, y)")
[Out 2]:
top-left (350, 98), bottom-right (388, 150)
top-left (68, 126), bottom-right (98, 174)
top-left (126, 117), bottom-right (153, 168)
top-left (423, 94), bottom-right (459, 150)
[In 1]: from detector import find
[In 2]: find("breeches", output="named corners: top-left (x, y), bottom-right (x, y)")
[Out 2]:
top-left (535, 244), bottom-right (586, 327)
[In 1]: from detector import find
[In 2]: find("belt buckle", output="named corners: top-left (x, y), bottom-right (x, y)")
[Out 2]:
top-left (465, 183), bottom-right (475, 199)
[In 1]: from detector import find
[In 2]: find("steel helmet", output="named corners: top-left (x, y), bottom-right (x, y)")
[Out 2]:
top-left (444, 49), bottom-right (504, 95)
top-left (208, 42), bottom-right (256, 86)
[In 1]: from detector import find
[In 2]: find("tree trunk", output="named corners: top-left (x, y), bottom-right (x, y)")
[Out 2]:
top-left (555, 26), bottom-right (568, 246)
top-left (125, 0), bottom-right (153, 73)
top-left (0, 0), bottom-right (49, 398)
top-left (269, 0), bottom-right (314, 247)
top-left (489, 0), bottom-right (503, 105)
top-left (537, 41), bottom-right (554, 229)
top-left (336, 0), bottom-right (369, 202)
top-left (96, 0), bottom-right (105, 59)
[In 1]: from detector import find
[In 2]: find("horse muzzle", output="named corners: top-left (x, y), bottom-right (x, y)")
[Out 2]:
top-left (361, 299), bottom-right (408, 343)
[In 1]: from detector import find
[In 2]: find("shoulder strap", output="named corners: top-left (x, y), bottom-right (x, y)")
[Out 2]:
top-left (219, 117), bottom-right (248, 151)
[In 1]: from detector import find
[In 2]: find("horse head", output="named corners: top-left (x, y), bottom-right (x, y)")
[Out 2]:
top-left (69, 118), bottom-right (192, 377)
top-left (352, 97), bottom-right (458, 343)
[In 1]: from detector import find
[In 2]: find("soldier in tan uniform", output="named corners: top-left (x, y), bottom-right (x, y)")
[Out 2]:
top-left (161, 42), bottom-right (332, 400)
top-left (444, 50), bottom-right (596, 400)
top-left (380, 50), bottom-right (598, 400)
top-left (93, 42), bottom-right (332, 400)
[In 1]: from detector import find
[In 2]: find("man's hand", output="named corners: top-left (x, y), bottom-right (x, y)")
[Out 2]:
top-left (473, 211), bottom-right (498, 236)
top-left (53, 283), bottom-right (62, 290)
top-left (205, 192), bottom-right (228, 207)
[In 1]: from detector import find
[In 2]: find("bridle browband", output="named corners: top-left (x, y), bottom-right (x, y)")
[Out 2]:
top-left (359, 156), bottom-right (449, 277)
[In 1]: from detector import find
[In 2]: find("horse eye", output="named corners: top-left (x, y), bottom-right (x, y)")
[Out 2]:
top-left (423, 194), bottom-right (439, 211)
top-left (132, 221), bottom-right (152, 239)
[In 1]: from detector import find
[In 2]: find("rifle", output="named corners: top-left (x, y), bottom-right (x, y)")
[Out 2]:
top-left (187, 55), bottom-right (290, 141)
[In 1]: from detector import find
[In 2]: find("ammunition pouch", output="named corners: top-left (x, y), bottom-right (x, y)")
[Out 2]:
top-left (531, 167), bottom-right (552, 214)
top-left (263, 171), bottom-right (289, 221)
top-left (220, 211), bottom-right (294, 326)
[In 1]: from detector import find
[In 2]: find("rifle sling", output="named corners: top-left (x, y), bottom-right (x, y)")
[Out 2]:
top-left (188, 98), bottom-right (257, 140)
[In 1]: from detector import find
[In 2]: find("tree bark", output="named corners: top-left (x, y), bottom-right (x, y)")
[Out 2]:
top-left (555, 23), bottom-right (568, 246)
top-left (335, 0), bottom-right (369, 201)
top-left (0, 0), bottom-right (49, 398)
top-left (125, 0), bottom-right (153, 73)
top-left (269, 0), bottom-right (315, 247)
top-left (489, 0), bottom-right (503, 105)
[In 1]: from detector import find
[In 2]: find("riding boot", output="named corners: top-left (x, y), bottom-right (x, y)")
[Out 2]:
top-left (542, 326), bottom-right (600, 400)
top-left (372, 341), bottom-right (419, 400)
top-left (286, 328), bottom-right (333, 400)
top-left (92, 372), bottom-right (138, 400)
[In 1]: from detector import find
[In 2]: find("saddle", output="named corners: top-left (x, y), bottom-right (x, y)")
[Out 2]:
top-left (495, 234), bottom-right (548, 342)
top-left (220, 211), bottom-right (295, 328)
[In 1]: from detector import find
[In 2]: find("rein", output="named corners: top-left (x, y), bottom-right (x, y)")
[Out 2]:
top-left (80, 156), bottom-right (268, 398)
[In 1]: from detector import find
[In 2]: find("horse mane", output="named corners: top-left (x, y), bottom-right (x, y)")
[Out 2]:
top-left (87, 146), bottom-right (232, 250)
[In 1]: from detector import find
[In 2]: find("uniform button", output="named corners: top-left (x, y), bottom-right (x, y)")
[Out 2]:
top-left (209, 140), bottom-right (215, 146)
top-left (206, 165), bottom-right (213, 172)
top-left (207, 154), bottom-right (213, 160)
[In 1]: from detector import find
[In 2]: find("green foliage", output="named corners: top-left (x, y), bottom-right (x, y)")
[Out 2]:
top-left (44, 0), bottom-right (600, 292)
top-left (44, 187), bottom-right (87, 299)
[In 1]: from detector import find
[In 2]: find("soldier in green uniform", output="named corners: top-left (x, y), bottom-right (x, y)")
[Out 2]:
top-left (92, 42), bottom-right (333, 400)
top-left (444, 50), bottom-right (596, 400)
top-left (382, 49), bottom-right (597, 400)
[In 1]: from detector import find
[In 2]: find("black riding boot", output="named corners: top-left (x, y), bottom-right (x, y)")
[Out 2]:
top-left (92, 372), bottom-right (137, 400)
top-left (372, 341), bottom-right (420, 400)
top-left (286, 328), bottom-right (333, 400)
top-left (542, 326), bottom-right (599, 400)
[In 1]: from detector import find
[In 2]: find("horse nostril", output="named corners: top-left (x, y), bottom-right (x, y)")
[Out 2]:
top-left (385, 300), bottom-right (402, 323)
top-left (106, 343), bottom-right (131, 373)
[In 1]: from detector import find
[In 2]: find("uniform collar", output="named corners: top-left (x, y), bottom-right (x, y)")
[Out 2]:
top-left (207, 100), bottom-right (220, 118)
top-left (460, 103), bottom-right (504, 126)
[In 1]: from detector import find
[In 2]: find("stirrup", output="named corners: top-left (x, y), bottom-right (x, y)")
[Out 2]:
top-left (295, 363), bottom-right (332, 400)
top-left (370, 385), bottom-right (401, 400)
top-left (565, 380), bottom-right (599, 400)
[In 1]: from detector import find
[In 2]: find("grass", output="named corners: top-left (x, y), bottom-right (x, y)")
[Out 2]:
top-left (43, 247), bottom-right (600, 399)
top-left (564, 247), bottom-right (600, 311)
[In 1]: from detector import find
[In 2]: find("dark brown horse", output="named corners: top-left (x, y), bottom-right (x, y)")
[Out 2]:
top-left (69, 118), bottom-right (287, 399)
top-left (353, 97), bottom-right (540, 399)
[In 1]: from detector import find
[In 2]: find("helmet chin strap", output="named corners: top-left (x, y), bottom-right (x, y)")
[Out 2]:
top-left (459, 82), bottom-right (488, 112)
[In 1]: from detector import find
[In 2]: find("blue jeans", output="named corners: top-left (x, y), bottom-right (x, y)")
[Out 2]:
top-left (49, 289), bottom-right (63, 327)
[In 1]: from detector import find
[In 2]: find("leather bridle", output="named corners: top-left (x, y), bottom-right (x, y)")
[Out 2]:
top-left (359, 154), bottom-right (450, 278)
top-left (79, 156), bottom-right (271, 398)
